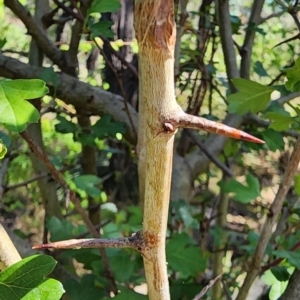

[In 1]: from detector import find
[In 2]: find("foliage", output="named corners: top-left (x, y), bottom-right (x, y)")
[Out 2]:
top-left (0, 0), bottom-right (300, 300)
top-left (0, 255), bottom-right (64, 300)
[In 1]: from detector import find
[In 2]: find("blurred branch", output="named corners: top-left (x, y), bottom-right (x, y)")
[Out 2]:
top-left (258, 11), bottom-right (285, 25)
top-left (237, 136), bottom-right (300, 300)
top-left (215, 0), bottom-right (239, 83)
top-left (174, 0), bottom-right (188, 77)
top-left (3, 0), bottom-right (66, 70)
top-left (186, 130), bottom-right (233, 177)
top-left (19, 130), bottom-right (118, 294)
top-left (240, 0), bottom-right (265, 79)
top-left (212, 191), bottom-right (229, 298)
top-left (245, 114), bottom-right (299, 138)
top-left (0, 54), bottom-right (138, 144)
top-left (192, 274), bottom-right (222, 300)
top-left (94, 38), bottom-right (137, 140)
top-left (260, 240), bottom-right (300, 273)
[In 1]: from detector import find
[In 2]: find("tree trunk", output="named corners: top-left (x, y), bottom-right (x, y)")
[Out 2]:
top-left (135, 0), bottom-right (178, 298)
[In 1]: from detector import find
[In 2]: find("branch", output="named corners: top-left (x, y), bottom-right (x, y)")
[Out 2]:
top-left (245, 114), bottom-right (299, 138)
top-left (215, 0), bottom-right (239, 83)
top-left (185, 130), bottom-right (233, 177)
top-left (3, 0), bottom-right (66, 70)
top-left (33, 231), bottom-right (146, 252)
top-left (240, 0), bottom-right (265, 79)
top-left (19, 130), bottom-right (121, 293)
top-left (260, 241), bottom-right (300, 273)
top-left (192, 274), bottom-right (222, 300)
top-left (236, 136), bottom-right (300, 300)
top-left (0, 54), bottom-right (138, 144)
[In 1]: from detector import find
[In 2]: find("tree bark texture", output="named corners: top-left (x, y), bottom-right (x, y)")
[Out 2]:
top-left (135, 0), bottom-right (178, 298)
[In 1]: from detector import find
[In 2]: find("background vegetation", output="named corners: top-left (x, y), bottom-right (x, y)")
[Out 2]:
top-left (1, 0), bottom-right (300, 299)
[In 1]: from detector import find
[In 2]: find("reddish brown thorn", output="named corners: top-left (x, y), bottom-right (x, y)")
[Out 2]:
top-left (228, 129), bottom-right (265, 144)
top-left (233, 130), bottom-right (265, 144)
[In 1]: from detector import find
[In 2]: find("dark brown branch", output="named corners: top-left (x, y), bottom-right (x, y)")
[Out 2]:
top-left (4, 0), bottom-right (66, 70)
top-left (186, 130), bottom-right (233, 177)
top-left (20, 130), bottom-right (120, 294)
top-left (240, 0), bottom-right (264, 79)
top-left (260, 241), bottom-right (300, 274)
top-left (0, 54), bottom-right (138, 144)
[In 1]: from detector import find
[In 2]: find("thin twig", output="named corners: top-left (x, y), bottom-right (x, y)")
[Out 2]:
top-left (260, 240), bottom-right (300, 274)
top-left (93, 38), bottom-right (137, 140)
top-left (4, 0), bottom-right (65, 69)
top-left (192, 274), bottom-right (222, 300)
top-left (186, 130), bottom-right (233, 177)
top-left (19, 130), bottom-right (119, 294)
top-left (236, 136), bottom-right (300, 300)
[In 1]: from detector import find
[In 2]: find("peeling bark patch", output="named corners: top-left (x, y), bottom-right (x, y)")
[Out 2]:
top-left (134, 0), bottom-right (176, 53)
top-left (143, 231), bottom-right (160, 248)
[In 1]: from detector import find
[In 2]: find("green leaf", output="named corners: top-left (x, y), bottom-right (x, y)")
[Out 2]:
top-left (166, 233), bottom-right (206, 277)
top-left (219, 174), bottom-right (261, 203)
top-left (261, 129), bottom-right (284, 151)
top-left (89, 0), bottom-right (122, 13)
top-left (0, 38), bottom-right (6, 49)
top-left (0, 255), bottom-right (59, 300)
top-left (89, 20), bottom-right (114, 38)
top-left (266, 111), bottom-right (292, 131)
top-left (55, 115), bottom-right (78, 134)
top-left (295, 174), bottom-right (300, 196)
top-left (108, 249), bottom-right (135, 282)
top-left (0, 79), bottom-right (48, 131)
top-left (91, 115), bottom-right (125, 139)
top-left (285, 57), bottom-right (300, 92)
top-left (254, 61), bottom-right (269, 77)
top-left (227, 78), bottom-right (274, 114)
top-left (271, 267), bottom-right (290, 282)
top-left (64, 275), bottom-right (106, 300)
top-left (273, 250), bottom-right (300, 269)
top-left (47, 216), bottom-right (75, 241)
top-left (39, 67), bottom-right (59, 96)
top-left (73, 175), bottom-right (101, 198)
top-left (22, 278), bottom-right (64, 300)
top-left (230, 15), bottom-right (242, 34)
top-left (0, 139), bottom-right (7, 159)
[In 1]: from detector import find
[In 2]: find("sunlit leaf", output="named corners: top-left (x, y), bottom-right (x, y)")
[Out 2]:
top-left (228, 78), bottom-right (274, 114)
top-left (0, 255), bottom-right (62, 300)
top-left (73, 175), bottom-right (101, 198)
top-left (0, 79), bottom-right (48, 131)
top-left (219, 174), bottom-right (261, 203)
top-left (89, 0), bottom-right (121, 13)
top-left (286, 57), bottom-right (300, 92)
